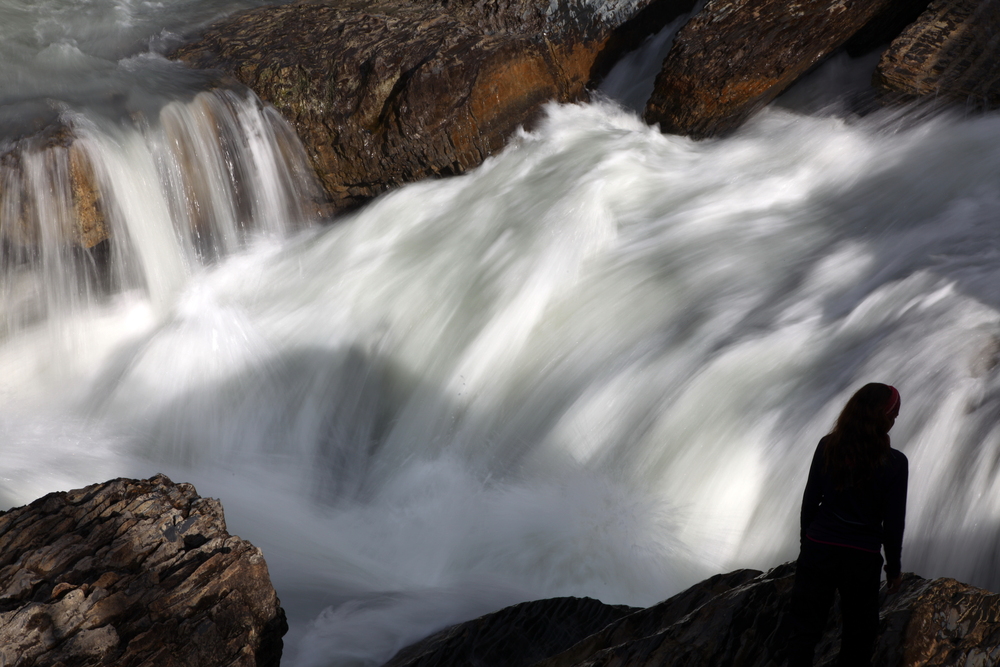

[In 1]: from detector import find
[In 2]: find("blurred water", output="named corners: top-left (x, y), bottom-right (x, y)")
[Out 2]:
top-left (3, 3), bottom-right (1000, 667)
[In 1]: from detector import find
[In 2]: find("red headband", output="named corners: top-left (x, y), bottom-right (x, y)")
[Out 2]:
top-left (885, 386), bottom-right (900, 414)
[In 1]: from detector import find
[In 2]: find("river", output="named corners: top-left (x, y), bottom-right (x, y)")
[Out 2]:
top-left (2, 1), bottom-right (1000, 665)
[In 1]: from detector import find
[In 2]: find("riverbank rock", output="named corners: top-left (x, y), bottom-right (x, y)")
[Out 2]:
top-left (874, 0), bottom-right (1000, 106)
top-left (386, 564), bottom-right (1000, 667)
top-left (170, 0), bottom-right (694, 212)
top-left (0, 474), bottom-right (286, 667)
top-left (644, 0), bottom-right (929, 138)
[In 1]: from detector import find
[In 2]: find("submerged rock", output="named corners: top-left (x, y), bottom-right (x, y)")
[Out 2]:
top-left (170, 0), bottom-right (694, 212)
top-left (875, 0), bottom-right (1000, 106)
top-left (0, 474), bottom-right (286, 667)
top-left (387, 564), bottom-right (1000, 667)
top-left (644, 0), bottom-right (927, 138)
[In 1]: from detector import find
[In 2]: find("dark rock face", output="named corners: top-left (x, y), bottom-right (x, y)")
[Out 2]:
top-left (171, 0), bottom-right (693, 212)
top-left (874, 0), bottom-right (1000, 106)
top-left (643, 0), bottom-right (916, 138)
top-left (388, 564), bottom-right (1000, 667)
top-left (383, 596), bottom-right (639, 667)
top-left (0, 474), bottom-right (286, 667)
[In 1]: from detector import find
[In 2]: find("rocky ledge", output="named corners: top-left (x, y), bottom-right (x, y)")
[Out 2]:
top-left (386, 564), bottom-right (1000, 667)
top-left (169, 0), bottom-right (694, 212)
top-left (0, 474), bottom-right (286, 667)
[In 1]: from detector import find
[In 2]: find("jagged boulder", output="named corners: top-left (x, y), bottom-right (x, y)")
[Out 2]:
top-left (874, 0), bottom-right (1000, 106)
top-left (0, 474), bottom-right (286, 667)
top-left (644, 0), bottom-right (930, 138)
top-left (170, 0), bottom-right (694, 212)
top-left (386, 564), bottom-right (1000, 667)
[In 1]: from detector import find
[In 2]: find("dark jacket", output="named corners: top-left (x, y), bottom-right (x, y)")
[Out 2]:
top-left (800, 435), bottom-right (908, 578)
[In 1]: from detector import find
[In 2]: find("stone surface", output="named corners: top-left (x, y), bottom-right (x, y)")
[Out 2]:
top-left (383, 596), bottom-right (639, 667)
top-left (171, 0), bottom-right (693, 212)
top-left (387, 563), bottom-right (1000, 667)
top-left (0, 474), bottom-right (286, 667)
top-left (644, 0), bottom-right (919, 138)
top-left (874, 0), bottom-right (1000, 106)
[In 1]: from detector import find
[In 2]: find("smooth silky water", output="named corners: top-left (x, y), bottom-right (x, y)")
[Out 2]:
top-left (4, 2), bottom-right (1000, 665)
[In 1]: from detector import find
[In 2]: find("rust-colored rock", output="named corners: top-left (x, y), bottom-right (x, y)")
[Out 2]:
top-left (171, 0), bottom-right (693, 212)
top-left (0, 474), bottom-right (286, 667)
top-left (644, 0), bottom-right (915, 138)
top-left (875, 0), bottom-right (1000, 106)
top-left (387, 564), bottom-right (1000, 667)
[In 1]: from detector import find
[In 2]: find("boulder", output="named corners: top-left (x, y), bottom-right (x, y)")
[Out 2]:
top-left (644, 0), bottom-right (928, 138)
top-left (0, 474), bottom-right (286, 667)
top-left (387, 563), bottom-right (1000, 667)
top-left (874, 0), bottom-right (1000, 106)
top-left (170, 0), bottom-right (694, 212)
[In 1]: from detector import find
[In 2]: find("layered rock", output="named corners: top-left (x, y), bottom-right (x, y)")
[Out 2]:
top-left (0, 474), bottom-right (286, 667)
top-left (644, 0), bottom-right (929, 138)
top-left (170, 0), bottom-right (694, 212)
top-left (875, 0), bottom-right (1000, 106)
top-left (387, 564), bottom-right (1000, 667)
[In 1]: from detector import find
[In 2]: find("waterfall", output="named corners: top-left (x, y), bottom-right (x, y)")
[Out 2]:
top-left (5, 3), bottom-right (1000, 667)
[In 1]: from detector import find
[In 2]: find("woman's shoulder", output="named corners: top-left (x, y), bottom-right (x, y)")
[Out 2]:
top-left (887, 447), bottom-right (909, 475)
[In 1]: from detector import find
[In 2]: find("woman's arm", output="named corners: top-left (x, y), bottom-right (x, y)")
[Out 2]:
top-left (883, 451), bottom-right (909, 581)
top-left (800, 440), bottom-right (826, 542)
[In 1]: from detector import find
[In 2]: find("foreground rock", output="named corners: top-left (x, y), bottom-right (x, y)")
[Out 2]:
top-left (644, 0), bottom-right (929, 138)
top-left (875, 0), bottom-right (1000, 106)
top-left (387, 564), bottom-right (1000, 667)
top-left (171, 0), bottom-right (693, 212)
top-left (0, 474), bottom-right (286, 667)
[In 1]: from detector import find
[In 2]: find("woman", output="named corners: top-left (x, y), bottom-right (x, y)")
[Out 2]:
top-left (787, 383), bottom-right (908, 667)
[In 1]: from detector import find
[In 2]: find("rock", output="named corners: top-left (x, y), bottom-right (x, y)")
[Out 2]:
top-left (170, 0), bottom-right (694, 212)
top-left (874, 0), bottom-right (1000, 106)
top-left (387, 563), bottom-right (1000, 667)
top-left (383, 596), bottom-right (640, 667)
top-left (644, 0), bottom-right (919, 138)
top-left (0, 474), bottom-right (286, 667)
top-left (0, 124), bottom-right (109, 253)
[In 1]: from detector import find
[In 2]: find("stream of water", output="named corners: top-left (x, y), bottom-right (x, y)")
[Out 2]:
top-left (3, 2), bottom-right (1000, 666)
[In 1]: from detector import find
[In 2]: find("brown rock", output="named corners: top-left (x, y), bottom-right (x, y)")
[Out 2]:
top-left (874, 0), bottom-right (1000, 106)
top-left (171, 0), bottom-right (694, 212)
top-left (644, 0), bottom-right (910, 138)
top-left (0, 474), bottom-right (286, 667)
top-left (0, 125), bottom-right (109, 253)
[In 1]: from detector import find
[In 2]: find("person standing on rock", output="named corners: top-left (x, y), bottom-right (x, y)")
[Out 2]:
top-left (787, 382), bottom-right (908, 667)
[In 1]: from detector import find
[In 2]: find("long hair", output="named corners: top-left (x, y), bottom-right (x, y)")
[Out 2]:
top-left (823, 383), bottom-right (897, 488)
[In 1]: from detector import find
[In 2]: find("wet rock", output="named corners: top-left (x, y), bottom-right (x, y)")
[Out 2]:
top-left (644, 0), bottom-right (915, 138)
top-left (0, 125), bottom-right (109, 252)
top-left (0, 474), bottom-right (286, 667)
top-left (170, 0), bottom-right (694, 212)
top-left (387, 564), bottom-right (1000, 667)
top-left (874, 0), bottom-right (1000, 107)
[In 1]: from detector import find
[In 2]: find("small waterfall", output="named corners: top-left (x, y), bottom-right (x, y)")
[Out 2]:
top-left (0, 86), bottom-right (325, 334)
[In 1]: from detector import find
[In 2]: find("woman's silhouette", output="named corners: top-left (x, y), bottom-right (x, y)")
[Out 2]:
top-left (787, 383), bottom-right (908, 667)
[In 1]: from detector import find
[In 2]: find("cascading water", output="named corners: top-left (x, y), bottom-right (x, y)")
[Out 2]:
top-left (5, 2), bottom-right (1000, 666)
